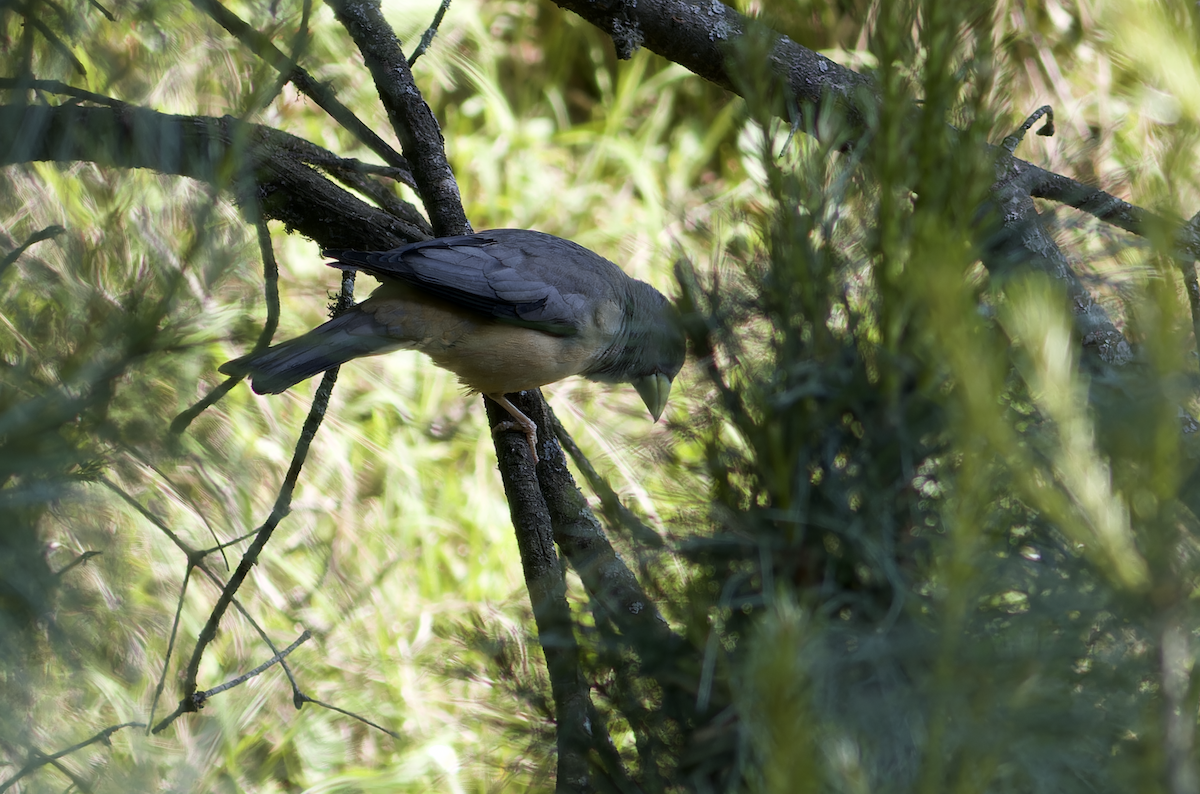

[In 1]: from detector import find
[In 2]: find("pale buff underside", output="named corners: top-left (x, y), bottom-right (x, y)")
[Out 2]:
top-left (356, 283), bottom-right (622, 395)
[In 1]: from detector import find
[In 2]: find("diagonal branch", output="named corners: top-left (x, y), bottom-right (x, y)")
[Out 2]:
top-left (0, 723), bottom-right (144, 793)
top-left (161, 272), bottom-right (356, 733)
top-left (196, 630), bottom-right (312, 701)
top-left (1020, 157), bottom-right (1200, 258)
top-left (327, 0), bottom-right (469, 237)
top-left (191, 0), bottom-right (416, 181)
top-left (988, 152), bottom-right (1132, 367)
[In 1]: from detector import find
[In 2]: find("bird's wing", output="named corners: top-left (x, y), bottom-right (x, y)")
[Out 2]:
top-left (324, 231), bottom-right (619, 337)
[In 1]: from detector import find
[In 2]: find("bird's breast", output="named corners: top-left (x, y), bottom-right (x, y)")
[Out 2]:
top-left (362, 282), bottom-right (616, 394)
top-left (435, 324), bottom-right (608, 393)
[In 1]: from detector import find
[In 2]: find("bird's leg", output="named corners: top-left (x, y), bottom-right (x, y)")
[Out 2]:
top-left (486, 393), bottom-right (539, 463)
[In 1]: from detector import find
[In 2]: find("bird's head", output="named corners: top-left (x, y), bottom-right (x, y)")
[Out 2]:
top-left (590, 284), bottom-right (686, 422)
top-left (631, 297), bottom-right (686, 421)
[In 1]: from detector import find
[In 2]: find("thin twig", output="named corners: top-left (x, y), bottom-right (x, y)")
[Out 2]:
top-left (196, 561), bottom-right (306, 701)
top-left (168, 378), bottom-right (240, 435)
top-left (322, 163), bottom-right (431, 233)
top-left (103, 477), bottom-right (297, 728)
top-left (101, 477), bottom-right (194, 555)
top-left (86, 0), bottom-right (114, 21)
top-left (52, 550), bottom-right (101, 577)
top-left (407, 0), bottom-right (452, 66)
top-left (298, 696), bottom-right (403, 739)
top-left (203, 528), bottom-right (261, 554)
top-left (151, 559), bottom-right (310, 733)
top-left (147, 565), bottom-right (193, 731)
top-left (198, 630), bottom-right (312, 701)
top-left (551, 413), bottom-right (664, 548)
top-left (190, 0), bottom-right (412, 174)
top-left (11, 2), bottom-right (86, 75)
top-left (0, 77), bottom-right (126, 106)
top-left (111, 472), bottom-right (305, 731)
top-left (160, 271), bottom-right (355, 733)
top-left (11, 749), bottom-right (92, 793)
top-left (297, 149), bottom-right (419, 191)
top-left (0, 224), bottom-right (65, 280)
top-left (117, 445), bottom-right (229, 567)
top-left (0, 723), bottom-right (145, 793)
top-left (1001, 104), bottom-right (1054, 153)
top-left (171, 214), bottom-right (281, 435)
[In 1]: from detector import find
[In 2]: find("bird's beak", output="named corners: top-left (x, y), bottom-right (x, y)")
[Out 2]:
top-left (633, 373), bottom-right (673, 422)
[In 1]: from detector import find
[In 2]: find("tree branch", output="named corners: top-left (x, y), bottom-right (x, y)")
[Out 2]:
top-left (988, 153), bottom-right (1132, 366)
top-left (486, 396), bottom-right (593, 792)
top-left (190, 0), bottom-right (416, 180)
top-left (1020, 156), bottom-right (1200, 258)
top-left (0, 103), bottom-right (425, 249)
top-left (551, 0), bottom-right (873, 132)
top-left (159, 273), bottom-right (356, 734)
top-left (0, 722), bottom-right (145, 793)
top-left (328, 0), bottom-right (470, 237)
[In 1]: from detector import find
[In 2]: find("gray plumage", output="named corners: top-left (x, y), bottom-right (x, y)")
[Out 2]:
top-left (220, 229), bottom-right (686, 460)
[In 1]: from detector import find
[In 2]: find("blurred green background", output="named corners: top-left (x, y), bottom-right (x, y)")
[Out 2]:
top-left (3, 0), bottom-right (1200, 791)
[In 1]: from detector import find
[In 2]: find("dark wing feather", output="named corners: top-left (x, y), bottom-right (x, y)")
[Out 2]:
top-left (324, 230), bottom-right (618, 336)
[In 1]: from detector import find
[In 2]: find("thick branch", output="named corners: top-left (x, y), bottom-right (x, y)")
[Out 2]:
top-left (552, 0), bottom-right (873, 134)
top-left (486, 395), bottom-right (593, 793)
top-left (314, 13), bottom-right (606, 787)
top-left (989, 153), bottom-right (1132, 366)
top-left (0, 103), bottom-right (425, 250)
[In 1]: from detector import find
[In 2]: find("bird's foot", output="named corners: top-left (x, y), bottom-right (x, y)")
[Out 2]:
top-left (487, 393), bottom-right (539, 464)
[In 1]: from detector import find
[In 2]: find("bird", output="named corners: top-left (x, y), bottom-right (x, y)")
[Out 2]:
top-left (220, 229), bottom-right (686, 462)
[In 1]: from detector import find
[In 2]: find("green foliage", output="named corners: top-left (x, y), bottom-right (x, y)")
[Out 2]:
top-left (652, 2), bottom-right (1200, 792)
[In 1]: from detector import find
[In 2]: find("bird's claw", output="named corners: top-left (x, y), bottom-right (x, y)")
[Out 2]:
top-left (493, 420), bottom-right (539, 464)
top-left (487, 393), bottom-right (540, 463)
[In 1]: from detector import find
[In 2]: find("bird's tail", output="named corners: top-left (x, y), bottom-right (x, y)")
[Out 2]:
top-left (219, 308), bottom-right (398, 394)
